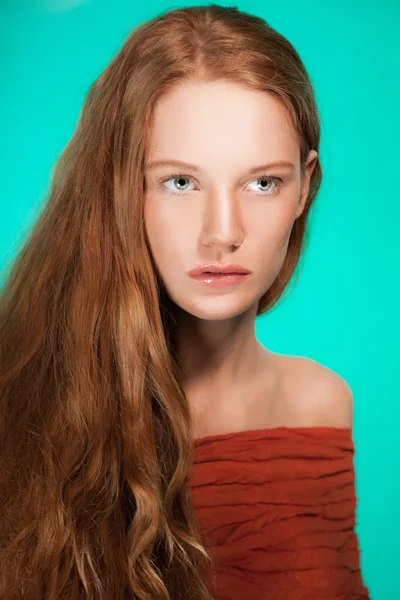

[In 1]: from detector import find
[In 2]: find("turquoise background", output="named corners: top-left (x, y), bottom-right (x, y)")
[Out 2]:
top-left (1, 1), bottom-right (399, 598)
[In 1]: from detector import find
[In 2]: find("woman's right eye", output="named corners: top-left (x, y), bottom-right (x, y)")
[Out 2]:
top-left (159, 174), bottom-right (197, 195)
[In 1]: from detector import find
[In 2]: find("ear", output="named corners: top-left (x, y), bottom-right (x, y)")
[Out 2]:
top-left (295, 149), bottom-right (318, 219)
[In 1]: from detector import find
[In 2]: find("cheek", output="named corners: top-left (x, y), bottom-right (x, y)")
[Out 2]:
top-left (144, 201), bottom-right (164, 262)
top-left (144, 202), bottom-right (187, 267)
top-left (250, 203), bottom-right (297, 279)
top-left (252, 199), bottom-right (296, 248)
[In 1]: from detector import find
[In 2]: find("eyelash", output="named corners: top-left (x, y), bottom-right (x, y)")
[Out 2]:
top-left (157, 172), bottom-right (283, 198)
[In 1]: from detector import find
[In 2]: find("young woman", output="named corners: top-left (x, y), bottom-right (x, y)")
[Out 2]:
top-left (0, 4), bottom-right (370, 599)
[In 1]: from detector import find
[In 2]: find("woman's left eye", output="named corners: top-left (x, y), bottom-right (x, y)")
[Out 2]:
top-left (158, 173), bottom-right (283, 196)
top-left (247, 177), bottom-right (281, 195)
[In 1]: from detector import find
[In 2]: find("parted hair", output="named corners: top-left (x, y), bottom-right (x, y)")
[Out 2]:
top-left (0, 4), bottom-right (322, 599)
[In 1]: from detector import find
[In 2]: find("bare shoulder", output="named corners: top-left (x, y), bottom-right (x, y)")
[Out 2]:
top-left (296, 356), bottom-right (354, 429)
top-left (273, 353), bottom-right (354, 429)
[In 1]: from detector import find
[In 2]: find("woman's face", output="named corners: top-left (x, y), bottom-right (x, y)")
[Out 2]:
top-left (144, 80), bottom-right (317, 321)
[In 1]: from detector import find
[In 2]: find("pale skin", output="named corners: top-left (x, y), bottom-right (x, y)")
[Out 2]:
top-left (144, 79), bottom-right (353, 439)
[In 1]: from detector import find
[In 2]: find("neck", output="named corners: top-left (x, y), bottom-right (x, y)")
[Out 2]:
top-left (171, 302), bottom-right (274, 416)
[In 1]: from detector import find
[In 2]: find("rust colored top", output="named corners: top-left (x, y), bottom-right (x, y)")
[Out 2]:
top-left (190, 426), bottom-right (370, 600)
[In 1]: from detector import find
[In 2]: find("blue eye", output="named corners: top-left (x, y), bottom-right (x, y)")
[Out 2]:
top-left (248, 177), bottom-right (276, 194)
top-left (158, 173), bottom-right (283, 197)
top-left (161, 174), bottom-right (195, 194)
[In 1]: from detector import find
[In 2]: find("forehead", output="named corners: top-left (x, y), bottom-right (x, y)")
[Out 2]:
top-left (146, 80), bottom-right (300, 168)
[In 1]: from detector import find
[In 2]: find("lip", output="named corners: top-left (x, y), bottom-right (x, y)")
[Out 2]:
top-left (187, 263), bottom-right (251, 276)
top-left (188, 272), bottom-right (251, 287)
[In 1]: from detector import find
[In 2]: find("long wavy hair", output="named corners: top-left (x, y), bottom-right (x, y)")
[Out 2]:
top-left (0, 4), bottom-right (322, 599)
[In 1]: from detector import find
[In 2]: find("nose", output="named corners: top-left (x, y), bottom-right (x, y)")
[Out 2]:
top-left (200, 191), bottom-right (244, 250)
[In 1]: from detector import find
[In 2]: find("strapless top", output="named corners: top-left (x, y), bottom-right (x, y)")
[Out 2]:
top-left (190, 426), bottom-right (370, 600)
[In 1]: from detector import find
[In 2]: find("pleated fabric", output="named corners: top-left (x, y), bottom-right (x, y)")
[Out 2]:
top-left (190, 426), bottom-right (370, 600)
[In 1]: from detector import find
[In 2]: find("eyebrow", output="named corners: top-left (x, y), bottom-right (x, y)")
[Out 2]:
top-left (145, 159), bottom-right (296, 174)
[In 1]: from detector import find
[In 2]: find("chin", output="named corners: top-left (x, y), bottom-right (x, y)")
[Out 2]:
top-left (173, 294), bottom-right (256, 321)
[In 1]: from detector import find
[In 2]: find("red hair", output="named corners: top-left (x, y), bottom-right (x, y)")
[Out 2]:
top-left (0, 4), bottom-right (321, 598)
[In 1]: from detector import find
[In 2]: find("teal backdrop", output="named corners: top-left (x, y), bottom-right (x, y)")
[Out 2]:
top-left (1, 1), bottom-right (399, 598)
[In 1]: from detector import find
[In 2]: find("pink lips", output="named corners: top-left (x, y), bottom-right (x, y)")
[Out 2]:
top-left (189, 273), bottom-right (251, 287)
top-left (187, 264), bottom-right (251, 287)
top-left (187, 263), bottom-right (251, 276)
